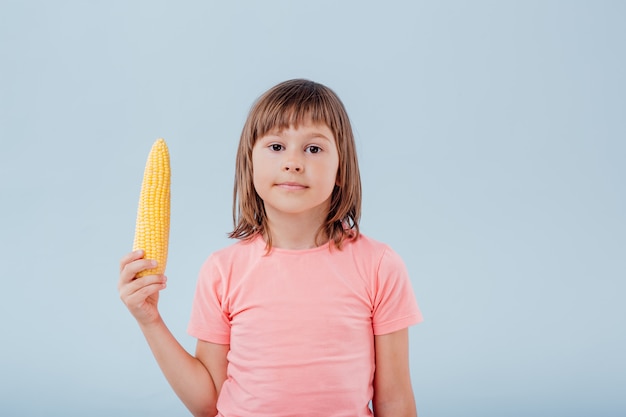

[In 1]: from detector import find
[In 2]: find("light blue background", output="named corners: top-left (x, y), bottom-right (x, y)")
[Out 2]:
top-left (1, 1), bottom-right (624, 416)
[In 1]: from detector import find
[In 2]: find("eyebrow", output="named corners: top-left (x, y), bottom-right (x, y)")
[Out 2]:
top-left (263, 128), bottom-right (334, 142)
top-left (307, 132), bottom-right (333, 142)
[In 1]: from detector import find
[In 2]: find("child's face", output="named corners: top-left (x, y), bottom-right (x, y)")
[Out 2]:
top-left (252, 121), bottom-right (339, 222)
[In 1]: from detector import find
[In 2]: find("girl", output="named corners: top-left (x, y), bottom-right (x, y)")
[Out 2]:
top-left (119, 79), bottom-right (423, 417)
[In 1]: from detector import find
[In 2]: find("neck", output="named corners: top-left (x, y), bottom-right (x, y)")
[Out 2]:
top-left (264, 210), bottom-right (328, 250)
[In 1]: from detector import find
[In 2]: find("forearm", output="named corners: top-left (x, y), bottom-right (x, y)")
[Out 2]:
top-left (138, 317), bottom-right (218, 417)
top-left (372, 397), bottom-right (417, 417)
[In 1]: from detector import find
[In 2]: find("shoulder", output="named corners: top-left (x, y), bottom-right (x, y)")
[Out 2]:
top-left (347, 233), bottom-right (386, 251)
top-left (207, 235), bottom-right (263, 263)
top-left (346, 233), bottom-right (403, 265)
top-left (337, 234), bottom-right (409, 283)
top-left (198, 236), bottom-right (264, 277)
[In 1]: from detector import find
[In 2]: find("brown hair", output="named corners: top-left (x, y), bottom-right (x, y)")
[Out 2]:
top-left (229, 79), bottom-right (361, 250)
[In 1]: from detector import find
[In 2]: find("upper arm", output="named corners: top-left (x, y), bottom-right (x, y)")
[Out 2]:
top-left (373, 328), bottom-right (417, 417)
top-left (195, 340), bottom-right (230, 397)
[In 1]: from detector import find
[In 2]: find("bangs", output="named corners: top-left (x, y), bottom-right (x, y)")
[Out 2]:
top-left (250, 80), bottom-right (345, 140)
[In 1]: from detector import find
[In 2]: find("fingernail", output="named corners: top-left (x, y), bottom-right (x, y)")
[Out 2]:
top-left (151, 260), bottom-right (157, 267)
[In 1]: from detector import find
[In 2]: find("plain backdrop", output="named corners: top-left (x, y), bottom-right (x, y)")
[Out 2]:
top-left (1, 1), bottom-right (624, 416)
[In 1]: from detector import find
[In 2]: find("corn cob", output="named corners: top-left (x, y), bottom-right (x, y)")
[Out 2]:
top-left (133, 138), bottom-right (170, 277)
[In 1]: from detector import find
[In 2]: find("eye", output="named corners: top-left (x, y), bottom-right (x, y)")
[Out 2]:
top-left (270, 144), bottom-right (283, 152)
top-left (306, 145), bottom-right (322, 154)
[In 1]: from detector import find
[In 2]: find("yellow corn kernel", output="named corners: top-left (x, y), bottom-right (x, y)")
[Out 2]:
top-left (132, 138), bottom-right (170, 277)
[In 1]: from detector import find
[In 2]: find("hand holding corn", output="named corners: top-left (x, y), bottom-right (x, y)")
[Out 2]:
top-left (118, 139), bottom-right (170, 325)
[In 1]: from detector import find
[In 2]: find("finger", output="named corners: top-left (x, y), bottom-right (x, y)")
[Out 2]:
top-left (122, 276), bottom-right (167, 304)
top-left (120, 273), bottom-right (166, 297)
top-left (118, 259), bottom-right (157, 287)
top-left (119, 250), bottom-right (145, 273)
top-left (127, 274), bottom-right (167, 295)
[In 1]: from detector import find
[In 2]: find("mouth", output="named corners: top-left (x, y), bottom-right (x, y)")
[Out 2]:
top-left (276, 182), bottom-right (307, 190)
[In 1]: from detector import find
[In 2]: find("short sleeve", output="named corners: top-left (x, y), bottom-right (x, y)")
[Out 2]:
top-left (187, 254), bottom-right (231, 344)
top-left (371, 247), bottom-right (423, 335)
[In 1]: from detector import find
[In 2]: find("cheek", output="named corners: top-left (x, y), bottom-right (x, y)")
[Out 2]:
top-left (326, 158), bottom-right (340, 187)
top-left (317, 166), bottom-right (339, 197)
top-left (251, 168), bottom-right (264, 194)
top-left (251, 159), bottom-right (270, 196)
top-left (251, 152), bottom-right (262, 184)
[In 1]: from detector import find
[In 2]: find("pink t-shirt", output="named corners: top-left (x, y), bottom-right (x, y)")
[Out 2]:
top-left (187, 234), bottom-right (422, 417)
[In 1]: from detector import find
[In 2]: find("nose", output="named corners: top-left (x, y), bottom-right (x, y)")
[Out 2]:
top-left (283, 153), bottom-right (303, 172)
top-left (283, 161), bottom-right (302, 172)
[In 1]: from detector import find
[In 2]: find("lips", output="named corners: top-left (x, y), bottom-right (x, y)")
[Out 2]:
top-left (276, 182), bottom-right (307, 190)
